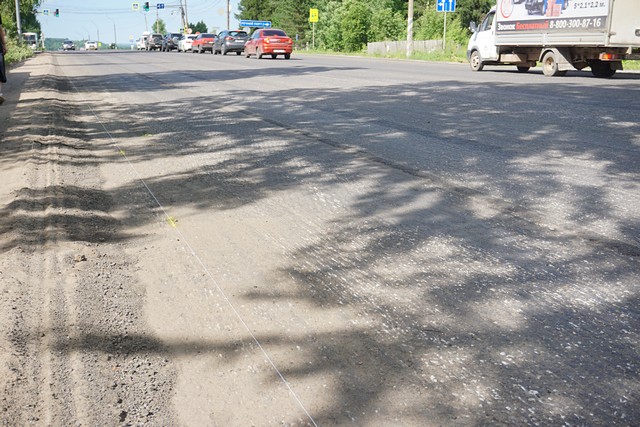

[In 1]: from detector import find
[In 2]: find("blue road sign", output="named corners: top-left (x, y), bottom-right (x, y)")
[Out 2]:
top-left (240, 20), bottom-right (272, 28)
top-left (157, 3), bottom-right (165, 9)
top-left (437, 0), bottom-right (456, 12)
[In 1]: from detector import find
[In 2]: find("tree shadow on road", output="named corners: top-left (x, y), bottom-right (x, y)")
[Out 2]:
top-left (1, 53), bottom-right (639, 425)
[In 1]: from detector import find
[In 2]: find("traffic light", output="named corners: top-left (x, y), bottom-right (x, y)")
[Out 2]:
top-left (54, 9), bottom-right (59, 17)
top-left (143, 2), bottom-right (150, 12)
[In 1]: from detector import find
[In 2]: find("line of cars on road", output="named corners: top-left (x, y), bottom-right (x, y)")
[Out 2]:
top-left (61, 40), bottom-right (96, 51)
top-left (62, 40), bottom-right (121, 51)
top-left (136, 29), bottom-right (293, 59)
top-left (61, 40), bottom-right (103, 51)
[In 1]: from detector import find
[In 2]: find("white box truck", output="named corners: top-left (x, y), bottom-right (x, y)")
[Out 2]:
top-left (467, 0), bottom-right (640, 77)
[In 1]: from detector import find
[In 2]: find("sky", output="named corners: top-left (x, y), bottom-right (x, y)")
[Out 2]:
top-left (37, 0), bottom-right (241, 44)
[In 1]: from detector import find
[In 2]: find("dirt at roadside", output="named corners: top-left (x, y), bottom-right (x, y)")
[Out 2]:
top-left (0, 55), bottom-right (176, 426)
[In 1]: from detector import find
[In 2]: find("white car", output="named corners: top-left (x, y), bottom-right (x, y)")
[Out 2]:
top-left (85, 41), bottom-right (98, 51)
top-left (136, 35), bottom-right (148, 50)
top-left (178, 34), bottom-right (196, 52)
top-left (62, 40), bottom-right (75, 51)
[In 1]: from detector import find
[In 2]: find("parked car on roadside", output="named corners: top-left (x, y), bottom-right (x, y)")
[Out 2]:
top-left (136, 35), bottom-right (149, 50)
top-left (244, 29), bottom-right (293, 59)
top-left (84, 41), bottom-right (98, 51)
top-left (191, 33), bottom-right (217, 54)
top-left (62, 40), bottom-right (76, 51)
top-left (178, 34), bottom-right (196, 52)
top-left (146, 33), bottom-right (164, 51)
top-left (213, 30), bottom-right (248, 55)
top-left (162, 33), bottom-right (183, 52)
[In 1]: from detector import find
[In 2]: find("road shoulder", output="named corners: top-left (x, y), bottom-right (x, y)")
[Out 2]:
top-left (0, 53), bottom-right (177, 426)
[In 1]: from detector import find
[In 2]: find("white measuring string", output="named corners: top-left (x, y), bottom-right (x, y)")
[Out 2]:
top-left (66, 71), bottom-right (319, 427)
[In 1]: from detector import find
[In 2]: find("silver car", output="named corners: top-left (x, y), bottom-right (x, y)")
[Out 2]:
top-left (213, 30), bottom-right (248, 55)
top-left (62, 40), bottom-right (75, 50)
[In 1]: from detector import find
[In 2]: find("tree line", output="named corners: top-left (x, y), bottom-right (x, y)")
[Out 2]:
top-left (1, 0), bottom-right (42, 38)
top-left (237, 0), bottom-right (494, 51)
top-left (0, 1), bottom-right (495, 54)
top-left (1, 0), bottom-right (42, 62)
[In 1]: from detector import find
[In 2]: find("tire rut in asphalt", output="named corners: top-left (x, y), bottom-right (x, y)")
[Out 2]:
top-left (0, 53), bottom-right (177, 426)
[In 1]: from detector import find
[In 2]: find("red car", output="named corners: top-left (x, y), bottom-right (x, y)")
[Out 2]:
top-left (244, 29), bottom-right (293, 60)
top-left (191, 33), bottom-right (217, 54)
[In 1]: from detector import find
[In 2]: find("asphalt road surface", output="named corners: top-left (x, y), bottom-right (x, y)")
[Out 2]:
top-left (0, 50), bottom-right (638, 426)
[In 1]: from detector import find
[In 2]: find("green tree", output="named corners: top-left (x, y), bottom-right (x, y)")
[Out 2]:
top-left (456, 0), bottom-right (493, 29)
top-left (340, 0), bottom-right (371, 51)
top-left (189, 21), bottom-right (208, 33)
top-left (368, 7), bottom-right (405, 42)
top-left (152, 19), bottom-right (167, 34)
top-left (412, 0), bottom-right (433, 21)
top-left (414, 2), bottom-right (475, 45)
top-left (315, 0), bottom-right (346, 51)
top-left (1, 0), bottom-right (42, 37)
top-left (236, 0), bottom-right (275, 21)
top-left (445, 15), bottom-right (471, 45)
top-left (414, 3), bottom-right (444, 40)
top-left (271, 0), bottom-right (314, 44)
top-left (236, 0), bottom-right (492, 52)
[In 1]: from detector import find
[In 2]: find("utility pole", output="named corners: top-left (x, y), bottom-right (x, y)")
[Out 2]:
top-left (443, 9), bottom-right (447, 52)
top-left (106, 16), bottom-right (118, 48)
top-left (184, 0), bottom-right (189, 31)
top-left (227, 0), bottom-right (230, 30)
top-left (406, 0), bottom-right (414, 58)
top-left (14, 0), bottom-right (22, 37)
top-left (179, 0), bottom-right (186, 32)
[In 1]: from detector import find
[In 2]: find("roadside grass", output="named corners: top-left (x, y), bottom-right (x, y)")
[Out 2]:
top-left (365, 45), bottom-right (468, 63)
top-left (622, 60), bottom-right (640, 70)
top-left (396, 47), bottom-right (468, 63)
top-left (5, 38), bottom-right (35, 64)
top-left (298, 46), bottom-right (640, 74)
top-left (297, 45), bottom-right (468, 63)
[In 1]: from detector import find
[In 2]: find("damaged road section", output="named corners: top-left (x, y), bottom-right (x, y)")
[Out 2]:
top-left (1, 50), bottom-right (640, 426)
top-left (0, 54), bottom-right (176, 426)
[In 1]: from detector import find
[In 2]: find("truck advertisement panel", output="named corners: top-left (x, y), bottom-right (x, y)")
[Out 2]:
top-left (496, 0), bottom-right (609, 33)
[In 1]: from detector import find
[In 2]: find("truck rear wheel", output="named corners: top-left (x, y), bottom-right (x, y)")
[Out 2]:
top-left (589, 60), bottom-right (616, 78)
top-left (470, 51), bottom-right (484, 72)
top-left (542, 51), bottom-right (562, 77)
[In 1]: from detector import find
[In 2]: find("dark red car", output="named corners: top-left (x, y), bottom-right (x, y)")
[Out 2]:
top-left (244, 29), bottom-right (293, 60)
top-left (191, 33), bottom-right (216, 54)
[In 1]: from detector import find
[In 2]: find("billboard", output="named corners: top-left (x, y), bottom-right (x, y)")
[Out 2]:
top-left (496, 0), bottom-right (609, 33)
